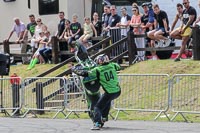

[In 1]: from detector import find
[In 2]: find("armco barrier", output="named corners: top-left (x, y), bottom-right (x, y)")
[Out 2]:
top-left (114, 74), bottom-right (170, 121)
top-left (171, 74), bottom-right (200, 122)
top-left (22, 77), bottom-right (67, 118)
top-left (0, 77), bottom-right (22, 117)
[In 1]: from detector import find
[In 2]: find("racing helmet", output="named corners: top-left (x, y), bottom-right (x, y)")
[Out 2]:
top-left (94, 54), bottom-right (109, 65)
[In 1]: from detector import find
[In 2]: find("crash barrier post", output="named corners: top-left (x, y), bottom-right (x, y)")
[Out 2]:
top-left (22, 77), bottom-right (67, 118)
top-left (170, 74), bottom-right (200, 122)
top-left (64, 77), bottom-right (89, 119)
top-left (113, 74), bottom-right (170, 121)
top-left (0, 77), bottom-right (22, 117)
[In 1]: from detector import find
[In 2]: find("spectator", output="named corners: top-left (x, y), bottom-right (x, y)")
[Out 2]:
top-left (92, 12), bottom-right (102, 36)
top-left (170, 3), bottom-right (184, 38)
top-left (10, 73), bottom-right (21, 115)
top-left (147, 4), bottom-right (170, 48)
top-left (68, 14), bottom-right (82, 53)
top-left (4, 17), bottom-right (26, 64)
top-left (27, 31), bottom-right (47, 70)
top-left (116, 6), bottom-right (131, 37)
top-left (130, 6), bottom-right (145, 61)
top-left (59, 20), bottom-right (71, 44)
top-left (193, 0), bottom-right (200, 27)
top-left (109, 5), bottom-right (121, 28)
top-left (146, 2), bottom-right (154, 31)
top-left (39, 31), bottom-right (52, 64)
top-left (21, 14), bottom-right (37, 41)
top-left (56, 11), bottom-right (70, 62)
top-left (141, 3), bottom-right (154, 59)
top-left (173, 0), bottom-right (197, 62)
top-left (79, 17), bottom-right (97, 48)
top-left (30, 18), bottom-right (47, 53)
top-left (102, 5), bottom-right (112, 35)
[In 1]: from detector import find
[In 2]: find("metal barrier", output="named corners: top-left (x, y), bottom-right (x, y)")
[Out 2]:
top-left (171, 74), bottom-right (200, 122)
top-left (0, 77), bottom-right (22, 117)
top-left (113, 74), bottom-right (170, 121)
top-left (64, 77), bottom-right (89, 119)
top-left (109, 28), bottom-right (129, 61)
top-left (22, 77), bottom-right (67, 118)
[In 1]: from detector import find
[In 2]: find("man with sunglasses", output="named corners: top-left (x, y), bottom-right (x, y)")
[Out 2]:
top-left (173, 0), bottom-right (196, 62)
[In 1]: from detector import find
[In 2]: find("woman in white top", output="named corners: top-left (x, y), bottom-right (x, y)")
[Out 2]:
top-left (30, 18), bottom-right (47, 51)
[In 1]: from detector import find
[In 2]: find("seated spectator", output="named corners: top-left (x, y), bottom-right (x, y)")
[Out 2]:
top-left (79, 17), bottom-right (97, 48)
top-left (30, 18), bottom-right (47, 53)
top-left (39, 31), bottom-right (52, 64)
top-left (68, 14), bottom-right (81, 53)
top-left (147, 4), bottom-right (170, 48)
top-left (146, 2), bottom-right (154, 31)
top-left (27, 31), bottom-right (47, 70)
top-left (170, 3), bottom-right (184, 39)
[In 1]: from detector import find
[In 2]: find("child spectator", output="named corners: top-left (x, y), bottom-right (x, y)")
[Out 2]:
top-left (68, 14), bottom-right (81, 53)
top-left (39, 31), bottom-right (52, 64)
top-left (79, 17), bottom-right (97, 48)
top-left (27, 31), bottom-right (47, 70)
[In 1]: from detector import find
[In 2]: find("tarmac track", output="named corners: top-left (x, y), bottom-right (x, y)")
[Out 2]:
top-left (0, 118), bottom-right (199, 133)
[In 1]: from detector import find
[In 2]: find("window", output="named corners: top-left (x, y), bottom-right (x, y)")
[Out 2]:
top-left (39, 0), bottom-right (59, 15)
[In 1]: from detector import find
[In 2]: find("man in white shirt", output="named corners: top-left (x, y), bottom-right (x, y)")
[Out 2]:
top-left (4, 17), bottom-right (27, 64)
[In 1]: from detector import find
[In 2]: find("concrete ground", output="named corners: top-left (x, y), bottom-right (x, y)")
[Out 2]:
top-left (0, 118), bottom-right (199, 133)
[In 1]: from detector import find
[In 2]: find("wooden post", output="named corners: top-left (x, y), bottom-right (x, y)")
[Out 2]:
top-left (3, 41), bottom-right (10, 54)
top-left (127, 31), bottom-right (137, 65)
top-left (192, 27), bottom-right (200, 60)
top-left (51, 36), bottom-right (59, 64)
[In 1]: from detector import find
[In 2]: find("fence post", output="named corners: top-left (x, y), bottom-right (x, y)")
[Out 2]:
top-left (3, 41), bottom-right (10, 54)
top-left (51, 36), bottom-right (59, 64)
top-left (36, 82), bottom-right (44, 115)
top-left (192, 27), bottom-right (200, 60)
top-left (127, 31), bottom-right (137, 65)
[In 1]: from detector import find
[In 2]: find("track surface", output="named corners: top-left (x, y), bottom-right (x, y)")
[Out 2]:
top-left (0, 118), bottom-right (199, 133)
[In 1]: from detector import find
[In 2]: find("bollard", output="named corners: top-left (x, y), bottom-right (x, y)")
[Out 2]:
top-left (192, 27), bottom-right (200, 60)
top-left (35, 82), bottom-right (44, 115)
top-left (12, 84), bottom-right (20, 114)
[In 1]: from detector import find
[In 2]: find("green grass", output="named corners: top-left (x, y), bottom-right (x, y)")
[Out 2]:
top-left (2, 59), bottom-right (200, 122)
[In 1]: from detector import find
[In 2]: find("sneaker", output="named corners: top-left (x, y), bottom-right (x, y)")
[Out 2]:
top-left (174, 58), bottom-right (181, 62)
top-left (91, 122), bottom-right (100, 130)
top-left (155, 40), bottom-right (163, 48)
top-left (163, 39), bottom-right (171, 47)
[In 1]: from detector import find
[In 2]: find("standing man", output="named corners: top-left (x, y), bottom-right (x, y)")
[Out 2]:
top-left (102, 5), bottom-right (112, 36)
top-left (56, 11), bottom-right (69, 62)
top-left (173, 0), bottom-right (196, 61)
top-left (4, 18), bottom-right (27, 64)
top-left (21, 14), bottom-right (37, 41)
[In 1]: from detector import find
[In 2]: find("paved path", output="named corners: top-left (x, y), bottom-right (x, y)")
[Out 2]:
top-left (0, 118), bottom-right (199, 133)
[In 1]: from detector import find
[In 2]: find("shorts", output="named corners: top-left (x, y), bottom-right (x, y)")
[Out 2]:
top-left (175, 26), bottom-right (192, 37)
top-left (156, 27), bottom-right (166, 33)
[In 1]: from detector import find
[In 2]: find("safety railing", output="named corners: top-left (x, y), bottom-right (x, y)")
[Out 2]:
top-left (64, 77), bottom-right (89, 119)
top-left (113, 74), bottom-right (170, 121)
top-left (170, 74), bottom-right (200, 122)
top-left (22, 77), bottom-right (67, 118)
top-left (0, 77), bottom-right (22, 117)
